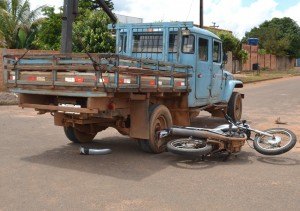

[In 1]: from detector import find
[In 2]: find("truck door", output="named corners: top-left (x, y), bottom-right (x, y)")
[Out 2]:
top-left (195, 36), bottom-right (212, 102)
top-left (211, 40), bottom-right (223, 100)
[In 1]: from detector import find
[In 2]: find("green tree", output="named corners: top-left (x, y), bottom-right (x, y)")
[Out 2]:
top-left (73, 9), bottom-right (115, 53)
top-left (33, 0), bottom-right (115, 52)
top-left (33, 6), bottom-right (62, 50)
top-left (0, 31), bottom-right (5, 47)
top-left (217, 32), bottom-right (239, 54)
top-left (79, 0), bottom-right (114, 11)
top-left (0, 0), bottom-right (43, 48)
top-left (208, 30), bottom-right (248, 63)
top-left (244, 17), bottom-right (300, 58)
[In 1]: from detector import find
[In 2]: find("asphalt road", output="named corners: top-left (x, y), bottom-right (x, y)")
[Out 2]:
top-left (1, 77), bottom-right (300, 210)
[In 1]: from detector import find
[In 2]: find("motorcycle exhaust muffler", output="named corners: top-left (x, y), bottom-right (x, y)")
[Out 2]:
top-left (161, 127), bottom-right (247, 142)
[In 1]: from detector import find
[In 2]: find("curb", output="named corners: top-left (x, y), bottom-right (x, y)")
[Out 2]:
top-left (241, 76), bottom-right (284, 84)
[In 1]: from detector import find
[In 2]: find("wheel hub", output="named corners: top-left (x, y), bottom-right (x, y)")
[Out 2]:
top-left (267, 136), bottom-right (281, 146)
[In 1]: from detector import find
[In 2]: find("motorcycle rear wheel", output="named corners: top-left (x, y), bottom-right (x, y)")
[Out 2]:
top-left (167, 138), bottom-right (213, 157)
top-left (253, 128), bottom-right (297, 155)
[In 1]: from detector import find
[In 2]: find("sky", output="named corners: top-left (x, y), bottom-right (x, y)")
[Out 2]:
top-left (30, 0), bottom-right (300, 39)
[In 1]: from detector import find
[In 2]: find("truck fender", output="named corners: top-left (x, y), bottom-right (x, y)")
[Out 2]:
top-left (222, 80), bottom-right (243, 102)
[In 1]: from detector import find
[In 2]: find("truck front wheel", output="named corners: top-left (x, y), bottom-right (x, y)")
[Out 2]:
top-left (227, 92), bottom-right (242, 122)
top-left (64, 126), bottom-right (97, 143)
top-left (138, 104), bottom-right (173, 154)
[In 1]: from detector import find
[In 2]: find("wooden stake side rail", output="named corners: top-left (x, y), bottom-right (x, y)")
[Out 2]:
top-left (4, 53), bottom-right (192, 69)
top-left (4, 53), bottom-right (192, 94)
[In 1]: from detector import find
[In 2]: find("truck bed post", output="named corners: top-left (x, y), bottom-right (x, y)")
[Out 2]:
top-left (61, 0), bottom-right (78, 53)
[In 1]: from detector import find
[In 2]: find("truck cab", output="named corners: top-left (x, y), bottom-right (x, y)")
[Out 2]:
top-left (112, 21), bottom-right (243, 118)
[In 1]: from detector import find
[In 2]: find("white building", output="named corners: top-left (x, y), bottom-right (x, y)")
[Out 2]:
top-left (116, 14), bottom-right (143, 24)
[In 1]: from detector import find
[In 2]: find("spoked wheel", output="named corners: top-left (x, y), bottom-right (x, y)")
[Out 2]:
top-left (167, 138), bottom-right (213, 157)
top-left (227, 92), bottom-right (242, 122)
top-left (64, 126), bottom-right (97, 143)
top-left (137, 104), bottom-right (172, 154)
top-left (253, 128), bottom-right (297, 155)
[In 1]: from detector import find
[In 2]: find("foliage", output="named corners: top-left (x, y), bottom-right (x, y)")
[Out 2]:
top-left (258, 49), bottom-right (267, 55)
top-left (217, 32), bottom-right (240, 53)
top-left (0, 0), bottom-right (43, 48)
top-left (237, 49), bottom-right (249, 64)
top-left (32, 7), bottom-right (62, 50)
top-left (33, 0), bottom-right (115, 53)
top-left (79, 0), bottom-right (114, 11)
top-left (211, 30), bottom-right (248, 63)
top-left (73, 9), bottom-right (115, 53)
top-left (244, 17), bottom-right (300, 58)
top-left (0, 30), bottom-right (5, 47)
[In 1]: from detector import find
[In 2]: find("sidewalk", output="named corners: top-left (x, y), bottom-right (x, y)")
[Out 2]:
top-left (234, 68), bottom-right (300, 83)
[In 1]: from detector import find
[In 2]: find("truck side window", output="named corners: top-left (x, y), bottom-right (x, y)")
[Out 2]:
top-left (213, 41), bottom-right (221, 63)
top-left (133, 34), bottom-right (163, 53)
top-left (169, 34), bottom-right (178, 53)
top-left (119, 35), bottom-right (127, 53)
top-left (199, 38), bottom-right (208, 61)
top-left (182, 35), bottom-right (195, 54)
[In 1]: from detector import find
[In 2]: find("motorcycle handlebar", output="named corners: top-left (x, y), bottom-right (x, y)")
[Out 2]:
top-left (221, 109), bottom-right (236, 125)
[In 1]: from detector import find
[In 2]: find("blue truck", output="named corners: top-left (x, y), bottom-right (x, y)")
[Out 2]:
top-left (3, 22), bottom-right (243, 153)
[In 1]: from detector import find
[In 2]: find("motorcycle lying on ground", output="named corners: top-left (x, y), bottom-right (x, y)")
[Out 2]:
top-left (159, 111), bottom-right (297, 158)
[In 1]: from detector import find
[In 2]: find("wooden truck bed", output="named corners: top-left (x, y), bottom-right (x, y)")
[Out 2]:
top-left (4, 53), bottom-right (192, 97)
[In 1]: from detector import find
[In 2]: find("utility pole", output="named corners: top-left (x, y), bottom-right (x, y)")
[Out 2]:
top-left (211, 22), bottom-right (219, 28)
top-left (200, 0), bottom-right (203, 28)
top-left (61, 0), bottom-right (78, 53)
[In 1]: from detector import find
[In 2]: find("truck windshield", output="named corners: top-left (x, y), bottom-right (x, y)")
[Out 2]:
top-left (133, 34), bottom-right (163, 53)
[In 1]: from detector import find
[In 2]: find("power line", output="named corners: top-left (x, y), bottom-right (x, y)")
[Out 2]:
top-left (186, 0), bottom-right (195, 21)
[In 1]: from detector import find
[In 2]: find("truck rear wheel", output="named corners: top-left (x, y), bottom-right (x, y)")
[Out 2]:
top-left (138, 104), bottom-right (173, 154)
top-left (64, 126), bottom-right (97, 143)
top-left (227, 92), bottom-right (242, 122)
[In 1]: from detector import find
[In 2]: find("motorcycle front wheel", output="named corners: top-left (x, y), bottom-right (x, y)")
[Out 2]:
top-left (167, 138), bottom-right (213, 157)
top-left (253, 128), bottom-right (297, 156)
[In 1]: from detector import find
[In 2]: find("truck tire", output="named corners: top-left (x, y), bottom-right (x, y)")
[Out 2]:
top-left (227, 92), bottom-right (242, 122)
top-left (137, 140), bottom-right (153, 153)
top-left (138, 104), bottom-right (173, 154)
top-left (64, 126), bottom-right (97, 143)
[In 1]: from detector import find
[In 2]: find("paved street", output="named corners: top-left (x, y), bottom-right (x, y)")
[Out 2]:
top-left (0, 77), bottom-right (300, 210)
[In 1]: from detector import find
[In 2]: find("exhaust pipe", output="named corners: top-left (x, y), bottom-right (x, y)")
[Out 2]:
top-left (160, 127), bottom-right (247, 142)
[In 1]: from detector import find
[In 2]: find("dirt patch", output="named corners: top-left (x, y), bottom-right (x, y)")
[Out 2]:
top-left (0, 92), bottom-right (18, 105)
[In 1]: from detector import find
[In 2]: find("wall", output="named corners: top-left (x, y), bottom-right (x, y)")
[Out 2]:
top-left (0, 49), bottom-right (59, 91)
top-left (242, 44), bottom-right (295, 71)
top-left (116, 14), bottom-right (143, 23)
top-left (225, 51), bottom-right (233, 73)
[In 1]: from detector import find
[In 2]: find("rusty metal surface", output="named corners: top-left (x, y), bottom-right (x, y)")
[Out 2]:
top-left (129, 99), bottom-right (150, 139)
top-left (10, 88), bottom-right (108, 97)
top-left (20, 103), bottom-right (98, 114)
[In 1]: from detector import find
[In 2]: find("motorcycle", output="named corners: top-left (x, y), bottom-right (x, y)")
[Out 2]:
top-left (159, 111), bottom-right (297, 158)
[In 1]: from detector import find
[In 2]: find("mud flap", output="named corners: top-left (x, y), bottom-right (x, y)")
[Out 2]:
top-left (129, 99), bottom-right (150, 139)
